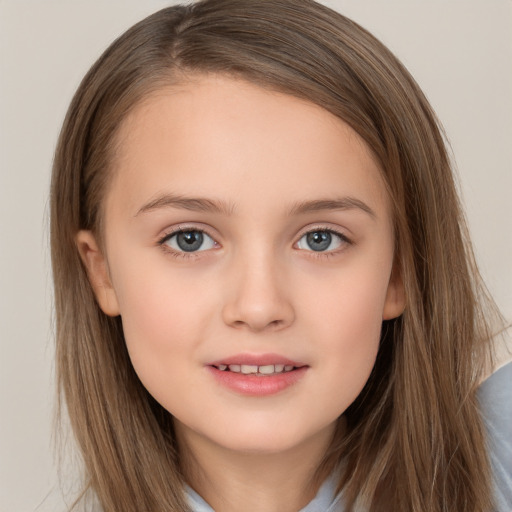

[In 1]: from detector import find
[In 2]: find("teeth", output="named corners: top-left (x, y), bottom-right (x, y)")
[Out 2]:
top-left (219, 364), bottom-right (296, 375)
top-left (241, 365), bottom-right (258, 374)
top-left (258, 365), bottom-right (275, 375)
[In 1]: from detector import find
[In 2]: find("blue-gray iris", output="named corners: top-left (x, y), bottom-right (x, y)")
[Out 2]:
top-left (307, 232), bottom-right (331, 251)
top-left (177, 231), bottom-right (204, 252)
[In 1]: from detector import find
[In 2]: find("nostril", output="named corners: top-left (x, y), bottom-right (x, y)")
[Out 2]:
top-left (221, 288), bottom-right (295, 332)
top-left (230, 318), bottom-right (285, 332)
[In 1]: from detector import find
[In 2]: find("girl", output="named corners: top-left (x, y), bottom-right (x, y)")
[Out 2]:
top-left (50, 0), bottom-right (510, 511)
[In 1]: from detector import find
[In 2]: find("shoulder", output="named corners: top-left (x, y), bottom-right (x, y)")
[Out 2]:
top-left (184, 485), bottom-right (214, 512)
top-left (478, 328), bottom-right (512, 512)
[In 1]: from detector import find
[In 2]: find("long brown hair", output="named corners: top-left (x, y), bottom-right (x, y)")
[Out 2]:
top-left (50, 1), bottom-right (499, 510)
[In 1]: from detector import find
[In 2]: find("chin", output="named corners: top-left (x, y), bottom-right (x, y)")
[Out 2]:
top-left (208, 417), bottom-right (335, 456)
top-left (221, 434), bottom-right (300, 454)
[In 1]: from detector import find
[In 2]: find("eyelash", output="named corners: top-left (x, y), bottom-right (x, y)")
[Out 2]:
top-left (157, 226), bottom-right (353, 259)
top-left (157, 226), bottom-right (217, 260)
top-left (296, 226), bottom-right (353, 258)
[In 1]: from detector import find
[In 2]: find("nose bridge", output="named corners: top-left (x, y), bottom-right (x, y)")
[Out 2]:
top-left (222, 242), bottom-right (294, 332)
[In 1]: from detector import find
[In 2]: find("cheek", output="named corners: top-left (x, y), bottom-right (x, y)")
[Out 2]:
top-left (109, 259), bottom-right (214, 385)
top-left (299, 259), bottom-right (391, 406)
top-left (302, 254), bottom-right (391, 341)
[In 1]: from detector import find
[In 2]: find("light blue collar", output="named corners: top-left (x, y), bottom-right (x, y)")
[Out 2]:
top-left (185, 472), bottom-right (344, 511)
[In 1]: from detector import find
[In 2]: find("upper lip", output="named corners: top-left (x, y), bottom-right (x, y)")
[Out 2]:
top-left (208, 353), bottom-right (307, 367)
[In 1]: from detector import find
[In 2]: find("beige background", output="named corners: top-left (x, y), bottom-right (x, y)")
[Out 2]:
top-left (0, 1), bottom-right (510, 510)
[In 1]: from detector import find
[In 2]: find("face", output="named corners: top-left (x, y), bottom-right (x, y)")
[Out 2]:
top-left (77, 75), bottom-right (404, 457)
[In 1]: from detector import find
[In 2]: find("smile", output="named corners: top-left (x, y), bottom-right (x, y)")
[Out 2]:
top-left (207, 354), bottom-right (309, 396)
top-left (214, 364), bottom-right (296, 375)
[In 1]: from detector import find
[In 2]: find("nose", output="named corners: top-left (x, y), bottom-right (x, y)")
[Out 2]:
top-left (221, 251), bottom-right (295, 333)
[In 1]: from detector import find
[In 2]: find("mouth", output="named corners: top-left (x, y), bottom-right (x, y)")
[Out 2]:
top-left (206, 354), bottom-right (309, 396)
top-left (212, 363), bottom-right (301, 376)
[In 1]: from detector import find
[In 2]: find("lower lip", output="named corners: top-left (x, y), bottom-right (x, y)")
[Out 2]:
top-left (206, 366), bottom-right (309, 396)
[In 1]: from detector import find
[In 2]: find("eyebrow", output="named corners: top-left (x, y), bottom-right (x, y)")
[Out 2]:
top-left (288, 197), bottom-right (376, 219)
top-left (135, 193), bottom-right (235, 217)
top-left (135, 193), bottom-right (376, 219)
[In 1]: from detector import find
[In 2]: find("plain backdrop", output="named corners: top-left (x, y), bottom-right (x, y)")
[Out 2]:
top-left (0, 1), bottom-right (511, 511)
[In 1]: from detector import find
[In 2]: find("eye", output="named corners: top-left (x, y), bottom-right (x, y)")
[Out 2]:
top-left (162, 229), bottom-right (217, 253)
top-left (296, 229), bottom-right (348, 252)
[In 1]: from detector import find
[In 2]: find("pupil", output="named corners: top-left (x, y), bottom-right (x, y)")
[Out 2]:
top-left (307, 231), bottom-right (331, 251)
top-left (177, 231), bottom-right (203, 252)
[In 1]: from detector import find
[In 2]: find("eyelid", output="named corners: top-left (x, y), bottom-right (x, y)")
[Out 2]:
top-left (157, 224), bottom-right (220, 258)
top-left (157, 223), bottom-right (218, 244)
top-left (294, 225), bottom-right (353, 253)
top-left (296, 224), bottom-right (352, 241)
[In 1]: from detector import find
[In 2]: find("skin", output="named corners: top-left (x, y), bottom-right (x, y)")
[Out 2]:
top-left (77, 74), bottom-right (405, 512)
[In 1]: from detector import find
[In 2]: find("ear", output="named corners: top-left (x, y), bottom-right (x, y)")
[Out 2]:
top-left (75, 230), bottom-right (120, 317)
top-left (382, 263), bottom-right (406, 320)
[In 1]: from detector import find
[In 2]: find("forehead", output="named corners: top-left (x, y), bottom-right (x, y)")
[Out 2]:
top-left (108, 74), bottom-right (389, 219)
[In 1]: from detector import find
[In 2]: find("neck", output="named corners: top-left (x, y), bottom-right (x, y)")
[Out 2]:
top-left (177, 423), bottom-right (338, 512)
